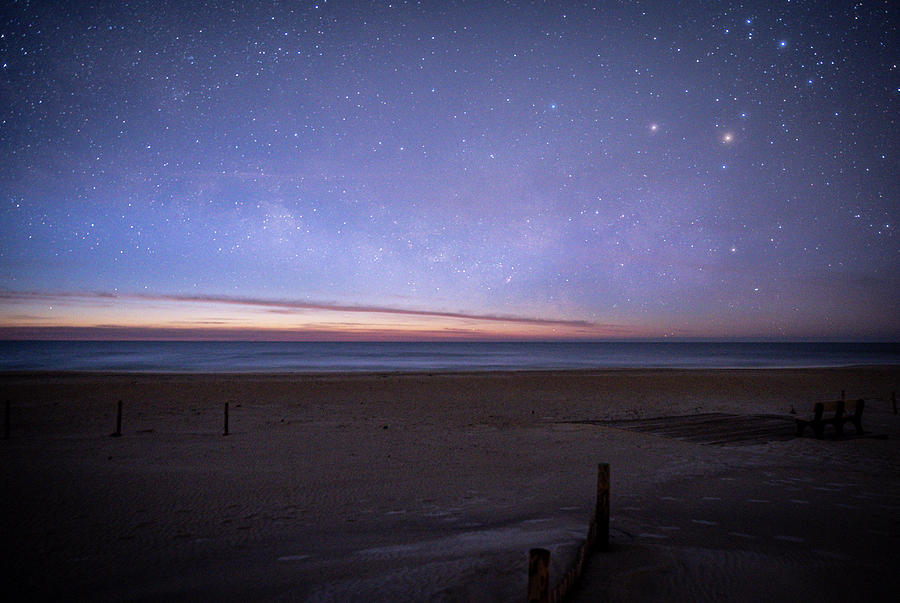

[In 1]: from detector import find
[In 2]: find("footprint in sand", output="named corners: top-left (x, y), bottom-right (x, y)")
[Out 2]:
top-left (728, 532), bottom-right (756, 539)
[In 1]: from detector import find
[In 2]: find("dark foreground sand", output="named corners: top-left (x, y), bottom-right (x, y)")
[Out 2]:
top-left (2, 367), bottom-right (898, 601)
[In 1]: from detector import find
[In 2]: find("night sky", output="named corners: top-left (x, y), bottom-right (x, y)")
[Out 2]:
top-left (1, 1), bottom-right (897, 340)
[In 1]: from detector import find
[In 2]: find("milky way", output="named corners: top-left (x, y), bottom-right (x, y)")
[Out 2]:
top-left (1, 1), bottom-right (897, 340)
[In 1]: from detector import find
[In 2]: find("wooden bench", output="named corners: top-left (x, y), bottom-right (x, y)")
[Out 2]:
top-left (795, 399), bottom-right (865, 438)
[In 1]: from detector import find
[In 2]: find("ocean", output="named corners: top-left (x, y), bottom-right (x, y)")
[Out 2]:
top-left (0, 341), bottom-right (898, 373)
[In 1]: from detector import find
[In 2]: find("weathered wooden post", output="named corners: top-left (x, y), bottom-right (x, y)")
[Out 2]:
top-left (595, 463), bottom-right (610, 551)
top-left (223, 402), bottom-right (229, 436)
top-left (527, 548), bottom-right (550, 603)
top-left (111, 400), bottom-right (123, 437)
top-left (3, 400), bottom-right (9, 440)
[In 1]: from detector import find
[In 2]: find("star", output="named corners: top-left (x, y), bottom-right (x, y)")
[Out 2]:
top-left (0, 0), bottom-right (895, 341)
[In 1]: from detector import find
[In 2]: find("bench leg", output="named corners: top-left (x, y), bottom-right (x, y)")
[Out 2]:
top-left (813, 422), bottom-right (824, 439)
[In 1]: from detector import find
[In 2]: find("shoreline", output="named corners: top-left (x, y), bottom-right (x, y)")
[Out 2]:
top-left (3, 363), bottom-right (899, 377)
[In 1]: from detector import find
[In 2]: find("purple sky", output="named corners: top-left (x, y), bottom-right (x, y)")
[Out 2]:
top-left (1, 1), bottom-right (897, 340)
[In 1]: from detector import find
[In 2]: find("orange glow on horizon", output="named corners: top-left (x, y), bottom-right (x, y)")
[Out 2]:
top-left (0, 291), bottom-right (632, 341)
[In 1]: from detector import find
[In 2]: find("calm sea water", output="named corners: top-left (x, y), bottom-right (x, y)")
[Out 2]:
top-left (0, 341), bottom-right (898, 373)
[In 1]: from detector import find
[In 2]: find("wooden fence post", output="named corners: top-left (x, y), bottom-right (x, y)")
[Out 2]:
top-left (223, 402), bottom-right (229, 436)
top-left (595, 463), bottom-right (610, 551)
top-left (111, 400), bottom-right (122, 437)
top-left (527, 548), bottom-right (550, 603)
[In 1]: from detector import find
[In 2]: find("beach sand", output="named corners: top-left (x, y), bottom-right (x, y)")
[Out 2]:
top-left (2, 367), bottom-right (898, 601)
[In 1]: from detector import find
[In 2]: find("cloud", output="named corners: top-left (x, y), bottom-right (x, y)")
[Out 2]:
top-left (0, 289), bottom-right (614, 331)
top-left (0, 325), bottom-right (481, 341)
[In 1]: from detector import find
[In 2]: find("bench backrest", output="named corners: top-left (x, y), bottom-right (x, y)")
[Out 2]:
top-left (813, 401), bottom-right (841, 420)
top-left (814, 399), bottom-right (864, 417)
top-left (818, 400), bottom-right (842, 413)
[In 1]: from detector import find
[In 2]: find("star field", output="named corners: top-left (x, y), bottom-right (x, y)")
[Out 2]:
top-left (1, 1), bottom-right (897, 340)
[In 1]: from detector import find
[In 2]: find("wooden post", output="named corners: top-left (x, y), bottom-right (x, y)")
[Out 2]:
top-left (111, 400), bottom-right (122, 437)
top-left (595, 463), bottom-right (610, 551)
top-left (223, 402), bottom-right (229, 436)
top-left (3, 400), bottom-right (9, 440)
top-left (527, 548), bottom-right (550, 603)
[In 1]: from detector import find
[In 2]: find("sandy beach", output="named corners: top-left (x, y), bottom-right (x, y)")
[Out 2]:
top-left (2, 367), bottom-right (898, 601)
